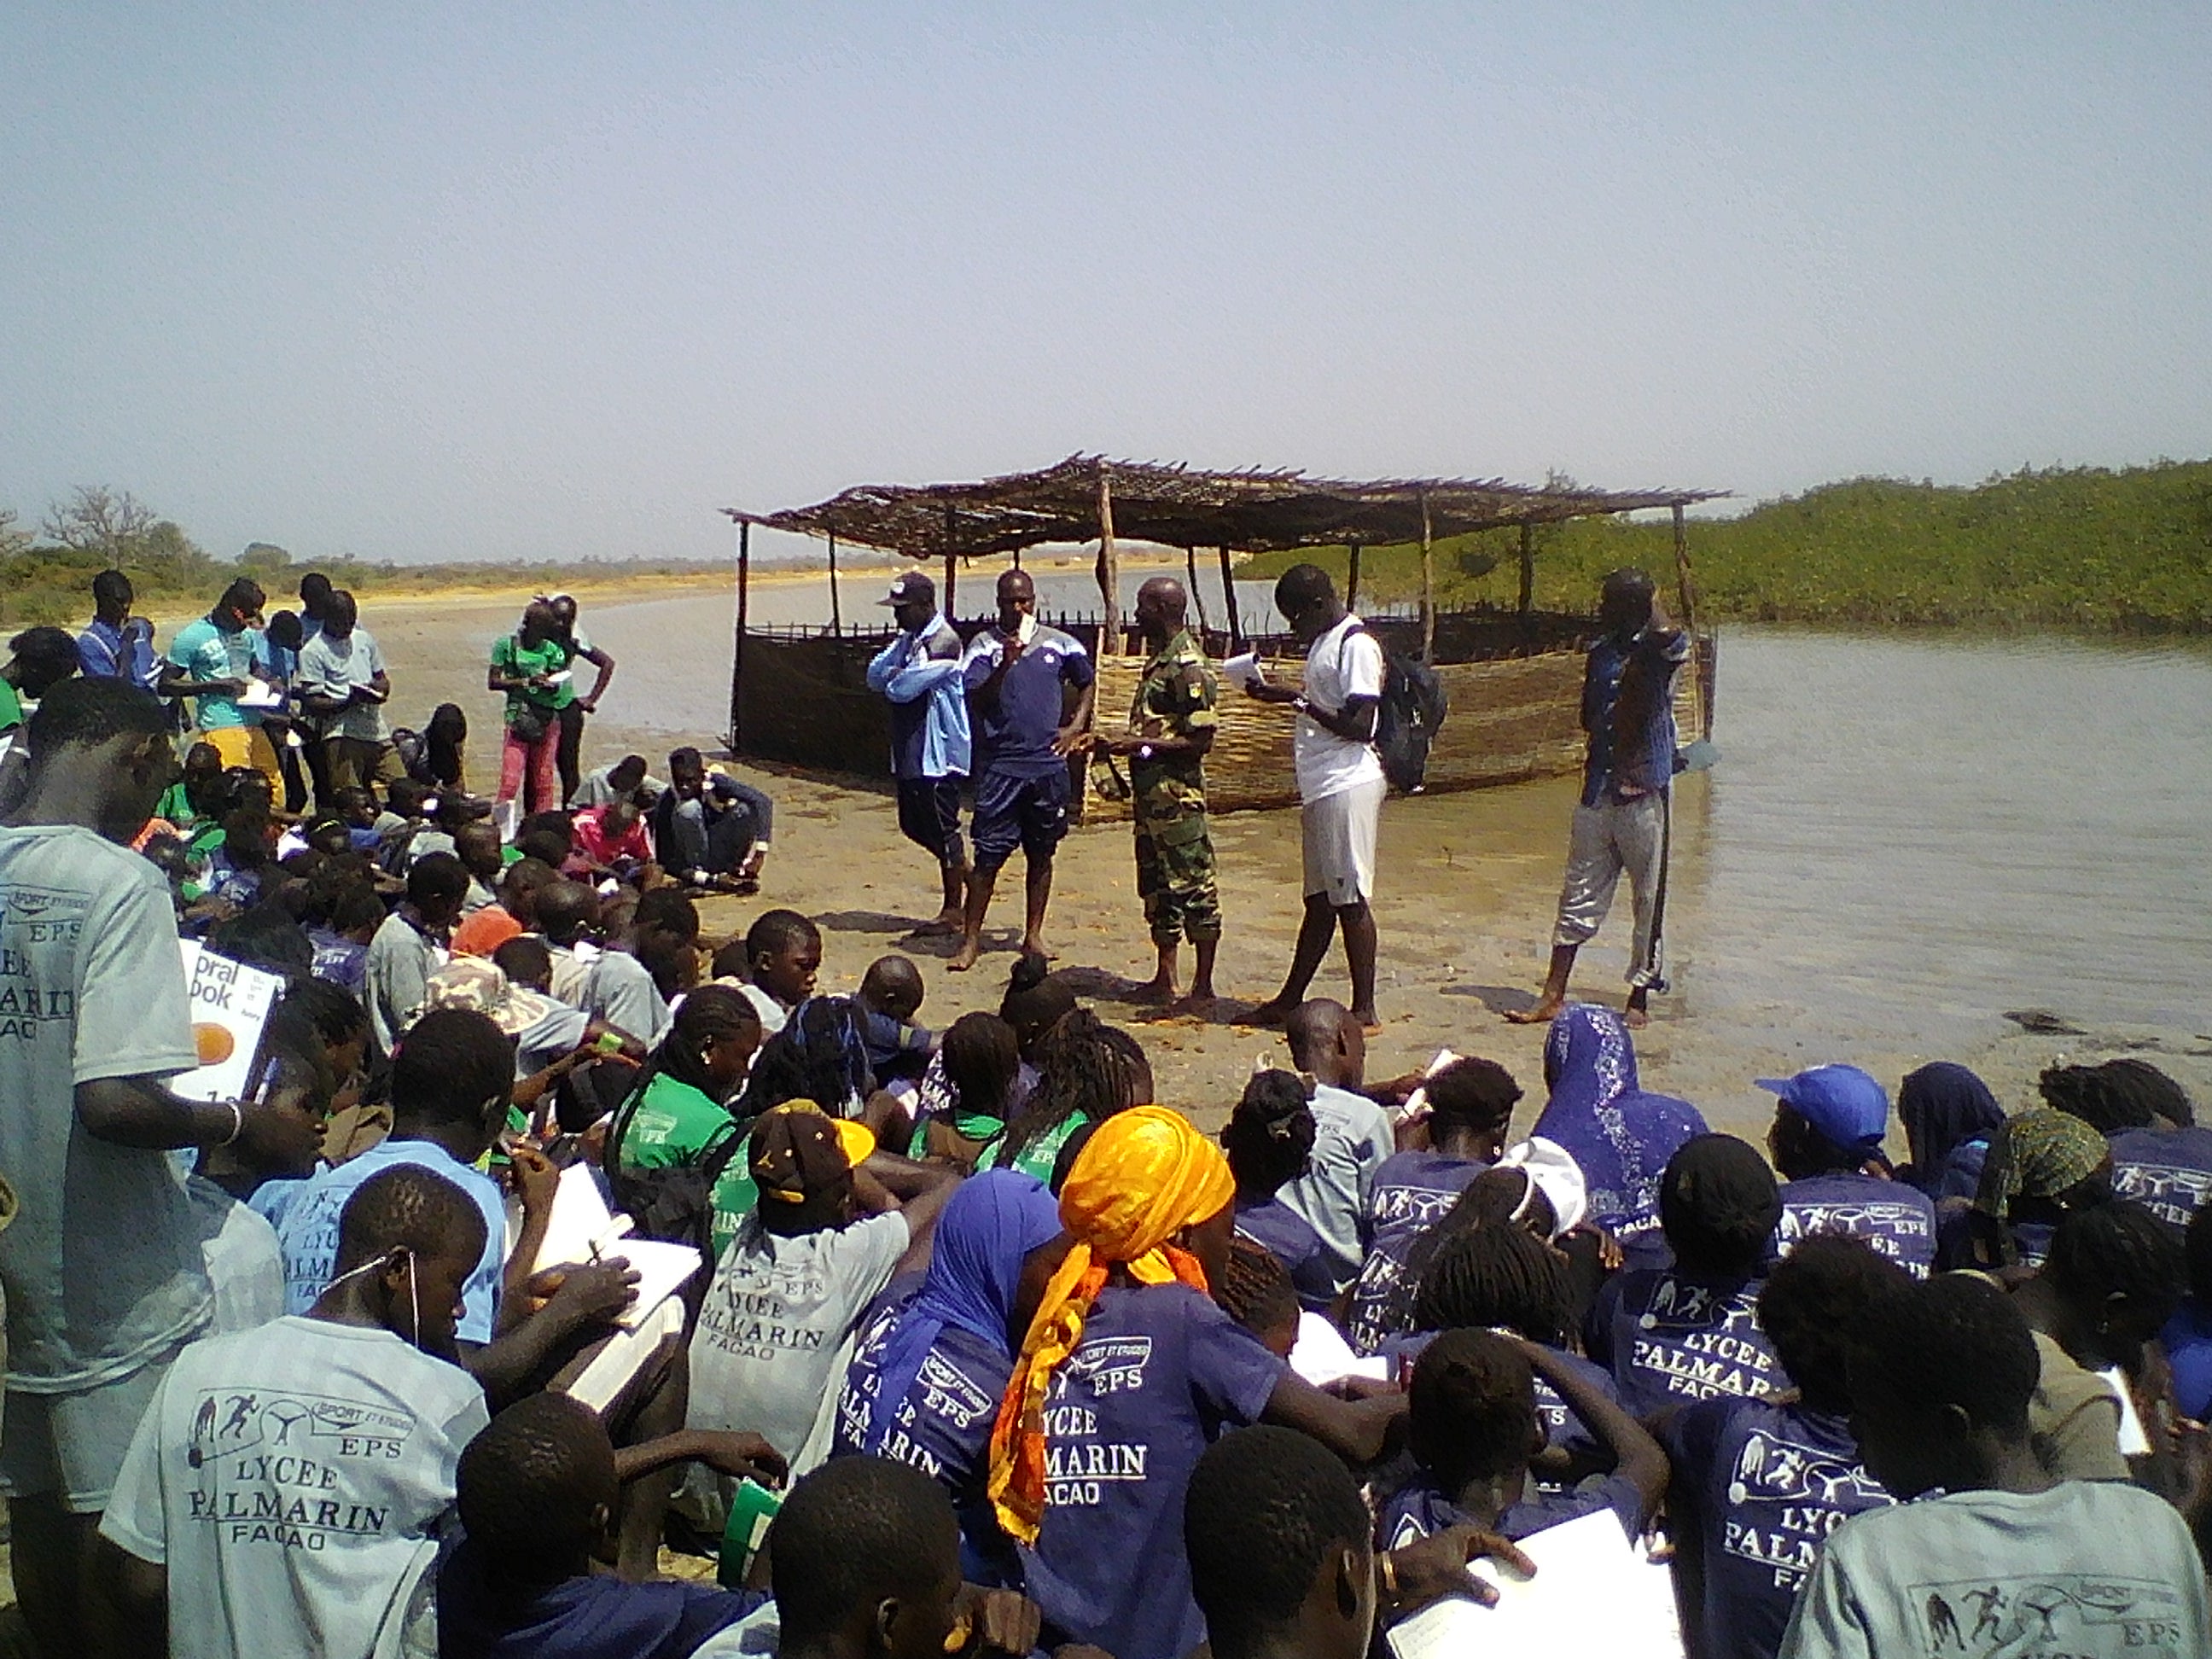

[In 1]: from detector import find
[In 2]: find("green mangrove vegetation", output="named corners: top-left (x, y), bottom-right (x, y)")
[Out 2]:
top-left (1244, 460), bottom-right (2212, 632)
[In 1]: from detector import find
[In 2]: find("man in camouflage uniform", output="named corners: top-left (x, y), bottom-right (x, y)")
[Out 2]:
top-left (1094, 575), bottom-right (1221, 1005)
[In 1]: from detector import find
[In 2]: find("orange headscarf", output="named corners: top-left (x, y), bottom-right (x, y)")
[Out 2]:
top-left (986, 1104), bottom-right (1236, 1545)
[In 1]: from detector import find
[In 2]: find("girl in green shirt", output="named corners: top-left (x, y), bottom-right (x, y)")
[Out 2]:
top-left (977, 1011), bottom-right (1154, 1187)
top-left (608, 987), bottom-right (764, 1261)
top-left (487, 602), bottom-right (571, 817)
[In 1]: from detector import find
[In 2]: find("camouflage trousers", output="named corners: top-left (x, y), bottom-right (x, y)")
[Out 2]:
top-left (1134, 809), bottom-right (1220, 946)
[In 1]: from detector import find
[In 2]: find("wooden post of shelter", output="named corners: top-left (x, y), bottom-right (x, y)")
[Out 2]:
top-left (1672, 501), bottom-right (1711, 741)
top-left (1346, 543), bottom-right (1363, 610)
top-left (943, 505), bottom-right (958, 618)
top-left (1184, 545), bottom-right (1210, 637)
top-left (1670, 504), bottom-right (1698, 636)
top-left (1517, 522), bottom-right (1535, 619)
top-left (728, 518), bottom-right (750, 751)
top-left (1217, 545), bottom-right (1243, 650)
top-left (827, 527), bottom-right (842, 635)
top-left (1418, 489), bottom-right (1436, 661)
top-left (1094, 463), bottom-right (1120, 656)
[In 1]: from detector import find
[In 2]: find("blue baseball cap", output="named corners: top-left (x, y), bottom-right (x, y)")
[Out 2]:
top-left (1755, 1064), bottom-right (1890, 1154)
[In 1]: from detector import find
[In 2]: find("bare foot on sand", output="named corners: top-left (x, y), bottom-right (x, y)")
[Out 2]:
top-left (1131, 975), bottom-right (1179, 1007)
top-left (1622, 1005), bottom-right (1651, 1029)
top-left (913, 911), bottom-right (963, 938)
top-left (1503, 995), bottom-right (1565, 1025)
top-left (1246, 999), bottom-right (1295, 1028)
top-left (1021, 935), bottom-right (1057, 962)
top-left (947, 940), bottom-right (981, 972)
top-left (1350, 1007), bottom-right (1383, 1038)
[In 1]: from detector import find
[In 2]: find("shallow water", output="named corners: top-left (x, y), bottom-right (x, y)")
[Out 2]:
top-left (578, 583), bottom-right (2212, 1062)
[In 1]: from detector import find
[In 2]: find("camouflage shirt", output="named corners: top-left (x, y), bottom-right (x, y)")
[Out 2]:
top-left (1128, 629), bottom-right (1218, 817)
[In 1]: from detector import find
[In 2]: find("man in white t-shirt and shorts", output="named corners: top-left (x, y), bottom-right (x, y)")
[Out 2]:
top-left (1246, 564), bottom-right (1388, 1032)
top-left (0, 678), bottom-right (302, 1654)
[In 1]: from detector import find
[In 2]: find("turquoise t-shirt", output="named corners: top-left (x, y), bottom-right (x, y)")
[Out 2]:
top-left (167, 617), bottom-right (261, 731)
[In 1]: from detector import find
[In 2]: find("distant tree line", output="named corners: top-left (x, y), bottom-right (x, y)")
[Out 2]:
top-left (0, 484), bottom-right (725, 626)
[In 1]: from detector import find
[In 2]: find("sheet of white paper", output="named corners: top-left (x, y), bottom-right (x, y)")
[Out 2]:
top-left (1220, 651), bottom-right (1262, 690)
top-left (1398, 1048), bottom-right (1462, 1124)
top-left (172, 943), bottom-right (287, 1103)
top-left (531, 1163), bottom-right (703, 1330)
top-left (2099, 1365), bottom-right (2152, 1456)
top-left (236, 678), bottom-right (286, 709)
top-left (1387, 1511), bottom-right (1682, 1659)
top-left (563, 1294), bottom-right (686, 1414)
top-left (1290, 1312), bottom-right (1391, 1387)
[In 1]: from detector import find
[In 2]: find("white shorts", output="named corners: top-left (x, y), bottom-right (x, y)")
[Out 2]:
top-left (0, 1339), bottom-right (189, 1513)
top-left (1301, 777), bottom-right (1384, 905)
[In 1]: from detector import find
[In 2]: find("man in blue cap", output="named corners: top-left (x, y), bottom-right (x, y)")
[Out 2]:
top-left (1760, 1064), bottom-right (1937, 1278)
top-left (865, 569), bottom-right (971, 934)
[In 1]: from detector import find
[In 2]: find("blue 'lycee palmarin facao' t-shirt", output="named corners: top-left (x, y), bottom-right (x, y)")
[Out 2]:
top-left (1342, 1150), bottom-right (1488, 1353)
top-left (962, 624), bottom-right (1095, 779)
top-left (1231, 1196), bottom-right (1336, 1310)
top-left (1662, 1394), bottom-right (1894, 1659)
top-left (1376, 1465), bottom-right (1646, 1551)
top-left (835, 1302), bottom-right (1022, 1588)
top-left (1586, 1266), bottom-right (1778, 1417)
top-left (2109, 1126), bottom-right (2212, 1227)
top-left (1771, 1173), bottom-right (1937, 1278)
top-left (1021, 1282), bottom-right (1284, 1659)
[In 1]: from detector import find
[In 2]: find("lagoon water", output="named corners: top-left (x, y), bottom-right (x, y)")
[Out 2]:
top-left (577, 575), bottom-right (2212, 1061)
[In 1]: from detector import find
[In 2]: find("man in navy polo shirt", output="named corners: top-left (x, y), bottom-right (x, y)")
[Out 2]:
top-left (77, 570), bottom-right (162, 694)
top-left (950, 568), bottom-right (1093, 971)
top-left (1762, 1062), bottom-right (1937, 1278)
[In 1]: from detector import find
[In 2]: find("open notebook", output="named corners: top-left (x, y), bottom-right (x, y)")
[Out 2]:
top-left (532, 1162), bottom-right (705, 1331)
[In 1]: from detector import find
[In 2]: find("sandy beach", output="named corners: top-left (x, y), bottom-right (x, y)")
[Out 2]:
top-left (317, 578), bottom-right (2212, 1144)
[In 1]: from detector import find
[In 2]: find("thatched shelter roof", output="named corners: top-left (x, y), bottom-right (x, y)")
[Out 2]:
top-left (725, 453), bottom-right (1722, 557)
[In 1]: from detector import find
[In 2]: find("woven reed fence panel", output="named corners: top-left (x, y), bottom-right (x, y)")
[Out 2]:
top-left (735, 631), bottom-right (1711, 822)
top-left (1080, 639), bottom-right (1709, 822)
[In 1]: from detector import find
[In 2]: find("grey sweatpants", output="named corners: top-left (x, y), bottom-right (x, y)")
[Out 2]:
top-left (1550, 790), bottom-right (1669, 989)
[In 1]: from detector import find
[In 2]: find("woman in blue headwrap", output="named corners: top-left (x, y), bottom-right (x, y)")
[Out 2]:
top-left (1895, 1061), bottom-right (2006, 1200)
top-left (1531, 1004), bottom-right (1708, 1254)
top-left (834, 1169), bottom-right (1068, 1585)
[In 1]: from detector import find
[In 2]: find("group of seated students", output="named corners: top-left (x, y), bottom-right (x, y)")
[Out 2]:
top-left (94, 744), bottom-right (2212, 1659)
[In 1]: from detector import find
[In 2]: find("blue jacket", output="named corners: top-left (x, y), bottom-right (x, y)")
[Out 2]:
top-left (868, 618), bottom-right (972, 779)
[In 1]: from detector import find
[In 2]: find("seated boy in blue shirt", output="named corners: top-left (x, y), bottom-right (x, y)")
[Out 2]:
top-left (855, 954), bottom-right (934, 1086)
top-left (438, 1392), bottom-right (787, 1659)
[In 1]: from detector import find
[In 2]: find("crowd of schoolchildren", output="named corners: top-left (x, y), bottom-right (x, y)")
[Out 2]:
top-left (3, 580), bottom-right (2211, 1659)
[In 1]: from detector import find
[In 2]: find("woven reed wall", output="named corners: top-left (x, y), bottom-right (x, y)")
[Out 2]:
top-left (734, 629), bottom-right (1712, 820)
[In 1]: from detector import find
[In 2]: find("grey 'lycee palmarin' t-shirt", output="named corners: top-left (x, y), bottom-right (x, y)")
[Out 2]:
top-left (100, 1314), bottom-right (490, 1659)
top-left (0, 824), bottom-right (210, 1390)
top-left (687, 1209), bottom-right (910, 1480)
top-left (1778, 1480), bottom-right (2212, 1659)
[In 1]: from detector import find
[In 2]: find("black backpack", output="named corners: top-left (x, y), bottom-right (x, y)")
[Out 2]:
top-left (604, 1078), bottom-right (751, 1261)
top-left (1343, 622), bottom-right (1449, 795)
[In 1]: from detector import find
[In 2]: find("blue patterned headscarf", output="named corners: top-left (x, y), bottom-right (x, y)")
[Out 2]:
top-left (1532, 1004), bottom-right (1708, 1240)
top-left (860, 1170), bottom-right (1064, 1458)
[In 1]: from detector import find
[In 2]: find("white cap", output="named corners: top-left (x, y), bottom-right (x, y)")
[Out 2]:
top-left (1497, 1136), bottom-right (1587, 1238)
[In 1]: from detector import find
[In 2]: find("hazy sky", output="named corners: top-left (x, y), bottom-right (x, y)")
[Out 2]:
top-left (3, 4), bottom-right (2206, 565)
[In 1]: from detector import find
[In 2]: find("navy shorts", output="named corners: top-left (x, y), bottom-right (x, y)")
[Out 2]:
top-left (896, 777), bottom-right (967, 867)
top-left (971, 765), bottom-right (1073, 868)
